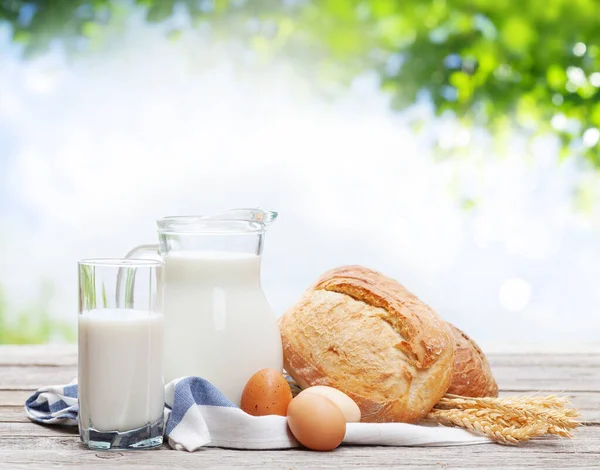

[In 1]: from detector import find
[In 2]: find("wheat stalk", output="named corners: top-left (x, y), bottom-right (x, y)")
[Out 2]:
top-left (426, 394), bottom-right (580, 445)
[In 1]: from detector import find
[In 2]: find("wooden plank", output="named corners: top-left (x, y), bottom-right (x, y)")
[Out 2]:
top-left (0, 345), bottom-right (76, 366)
top-left (1, 346), bottom-right (599, 392)
top-left (481, 342), bottom-right (600, 354)
top-left (1, 362), bottom-right (598, 394)
top-left (487, 351), bottom-right (600, 367)
top-left (2, 348), bottom-right (599, 381)
top-left (0, 365), bottom-right (76, 389)
top-left (0, 390), bottom-right (34, 406)
top-left (0, 427), bottom-right (598, 469)
top-left (1, 346), bottom-right (600, 367)
top-left (0, 422), bottom-right (78, 437)
top-left (491, 368), bottom-right (600, 392)
top-left (489, 353), bottom-right (600, 392)
top-left (0, 406), bottom-right (27, 422)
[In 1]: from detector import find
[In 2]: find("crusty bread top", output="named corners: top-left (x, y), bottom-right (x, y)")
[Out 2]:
top-left (280, 265), bottom-right (456, 423)
top-left (313, 265), bottom-right (451, 371)
top-left (447, 324), bottom-right (499, 398)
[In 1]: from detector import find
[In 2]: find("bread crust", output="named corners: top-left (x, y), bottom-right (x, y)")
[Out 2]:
top-left (280, 265), bottom-right (456, 423)
top-left (447, 324), bottom-right (498, 398)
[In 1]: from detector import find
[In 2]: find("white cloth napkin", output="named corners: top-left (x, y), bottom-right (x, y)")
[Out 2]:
top-left (26, 376), bottom-right (491, 451)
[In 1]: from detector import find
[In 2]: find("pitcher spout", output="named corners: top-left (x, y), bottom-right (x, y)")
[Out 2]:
top-left (203, 208), bottom-right (277, 228)
top-left (248, 209), bottom-right (278, 226)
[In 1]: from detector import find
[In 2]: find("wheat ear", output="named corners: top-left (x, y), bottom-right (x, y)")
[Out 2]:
top-left (427, 394), bottom-right (580, 444)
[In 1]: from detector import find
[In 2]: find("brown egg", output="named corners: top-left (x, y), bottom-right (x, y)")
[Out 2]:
top-left (299, 386), bottom-right (361, 422)
top-left (287, 393), bottom-right (346, 451)
top-left (240, 368), bottom-right (293, 416)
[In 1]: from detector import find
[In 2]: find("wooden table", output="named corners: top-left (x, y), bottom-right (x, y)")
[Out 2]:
top-left (1, 345), bottom-right (598, 469)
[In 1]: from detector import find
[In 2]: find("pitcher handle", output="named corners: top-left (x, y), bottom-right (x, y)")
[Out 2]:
top-left (116, 244), bottom-right (161, 308)
top-left (124, 244), bottom-right (161, 261)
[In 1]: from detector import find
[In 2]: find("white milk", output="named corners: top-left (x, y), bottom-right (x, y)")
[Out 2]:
top-left (78, 309), bottom-right (164, 432)
top-left (163, 251), bottom-right (283, 405)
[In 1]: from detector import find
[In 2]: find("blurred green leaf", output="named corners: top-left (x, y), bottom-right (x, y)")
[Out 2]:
top-left (501, 16), bottom-right (535, 54)
top-left (461, 198), bottom-right (478, 211)
top-left (1, 0), bottom-right (600, 168)
top-left (547, 65), bottom-right (567, 90)
top-left (0, 283), bottom-right (75, 344)
top-left (145, 0), bottom-right (175, 23)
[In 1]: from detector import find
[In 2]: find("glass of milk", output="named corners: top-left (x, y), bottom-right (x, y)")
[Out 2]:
top-left (78, 259), bottom-right (164, 450)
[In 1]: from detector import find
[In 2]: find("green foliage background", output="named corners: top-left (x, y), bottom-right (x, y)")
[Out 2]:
top-left (0, 283), bottom-right (75, 344)
top-left (2, 0), bottom-right (600, 165)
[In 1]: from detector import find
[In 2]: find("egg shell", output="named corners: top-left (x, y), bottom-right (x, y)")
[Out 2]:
top-left (240, 368), bottom-right (293, 417)
top-left (287, 393), bottom-right (346, 451)
top-left (299, 386), bottom-right (361, 423)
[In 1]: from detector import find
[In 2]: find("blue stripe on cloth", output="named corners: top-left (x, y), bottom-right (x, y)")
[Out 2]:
top-left (166, 377), bottom-right (236, 435)
top-left (25, 391), bottom-right (50, 413)
top-left (49, 399), bottom-right (70, 413)
top-left (64, 385), bottom-right (78, 398)
top-left (56, 411), bottom-right (78, 420)
top-left (35, 409), bottom-right (78, 421)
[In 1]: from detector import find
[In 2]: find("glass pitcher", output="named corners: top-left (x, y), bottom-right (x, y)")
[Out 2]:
top-left (124, 209), bottom-right (282, 405)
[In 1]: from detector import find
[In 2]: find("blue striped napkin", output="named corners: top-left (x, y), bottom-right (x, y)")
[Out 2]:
top-left (25, 377), bottom-right (490, 451)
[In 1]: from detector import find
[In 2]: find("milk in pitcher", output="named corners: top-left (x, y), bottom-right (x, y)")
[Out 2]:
top-left (163, 251), bottom-right (282, 404)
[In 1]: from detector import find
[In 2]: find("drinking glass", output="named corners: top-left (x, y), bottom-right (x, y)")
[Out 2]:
top-left (78, 259), bottom-right (164, 450)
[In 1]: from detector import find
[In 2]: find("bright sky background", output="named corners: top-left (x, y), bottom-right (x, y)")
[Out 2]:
top-left (0, 16), bottom-right (599, 342)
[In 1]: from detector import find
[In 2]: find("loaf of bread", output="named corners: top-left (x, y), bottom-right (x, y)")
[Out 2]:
top-left (447, 324), bottom-right (498, 398)
top-left (280, 265), bottom-right (456, 423)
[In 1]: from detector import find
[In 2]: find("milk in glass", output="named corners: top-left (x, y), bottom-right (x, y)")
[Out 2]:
top-left (78, 309), bottom-right (164, 432)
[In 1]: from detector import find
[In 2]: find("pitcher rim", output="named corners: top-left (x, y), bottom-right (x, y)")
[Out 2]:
top-left (157, 216), bottom-right (269, 235)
